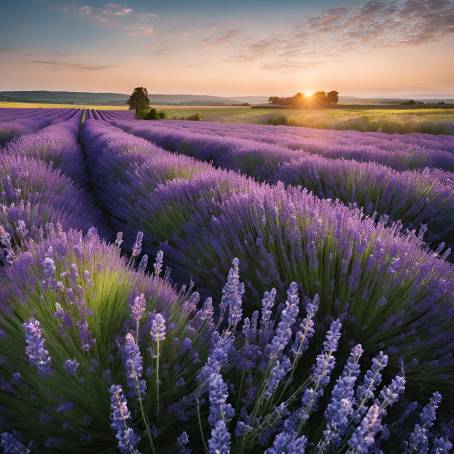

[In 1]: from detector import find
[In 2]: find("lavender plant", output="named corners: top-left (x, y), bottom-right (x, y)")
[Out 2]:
top-left (80, 120), bottom-right (454, 405)
top-left (1, 254), bottom-right (450, 453)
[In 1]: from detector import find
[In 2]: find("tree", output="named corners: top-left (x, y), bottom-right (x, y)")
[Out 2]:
top-left (292, 92), bottom-right (305, 108)
top-left (128, 87), bottom-right (150, 115)
top-left (313, 91), bottom-right (328, 106)
top-left (327, 90), bottom-right (339, 105)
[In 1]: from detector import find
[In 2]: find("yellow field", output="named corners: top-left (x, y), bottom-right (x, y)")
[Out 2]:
top-left (0, 101), bottom-right (128, 110)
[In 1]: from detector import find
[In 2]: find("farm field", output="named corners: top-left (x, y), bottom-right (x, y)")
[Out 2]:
top-left (0, 101), bottom-right (129, 110)
top-left (2, 101), bottom-right (454, 134)
top-left (0, 107), bottom-right (453, 452)
top-left (159, 105), bottom-right (454, 134)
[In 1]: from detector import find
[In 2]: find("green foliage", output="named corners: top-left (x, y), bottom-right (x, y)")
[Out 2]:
top-left (268, 90), bottom-right (339, 108)
top-left (266, 114), bottom-right (288, 125)
top-left (136, 108), bottom-right (168, 120)
top-left (185, 113), bottom-right (202, 121)
top-left (128, 87), bottom-right (150, 114)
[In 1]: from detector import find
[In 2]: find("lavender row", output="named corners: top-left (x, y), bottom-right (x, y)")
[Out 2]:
top-left (0, 109), bottom-right (80, 146)
top-left (103, 112), bottom-right (454, 171)
top-left (80, 119), bottom-right (454, 404)
top-left (2, 113), bottom-right (86, 183)
top-left (107, 118), bottom-right (454, 255)
top-left (0, 115), bottom-right (104, 262)
top-left (0, 229), bottom-right (451, 452)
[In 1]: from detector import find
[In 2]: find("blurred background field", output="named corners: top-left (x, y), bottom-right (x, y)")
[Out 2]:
top-left (158, 105), bottom-right (454, 134)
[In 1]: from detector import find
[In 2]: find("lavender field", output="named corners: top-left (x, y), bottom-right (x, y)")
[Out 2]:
top-left (1, 108), bottom-right (453, 453)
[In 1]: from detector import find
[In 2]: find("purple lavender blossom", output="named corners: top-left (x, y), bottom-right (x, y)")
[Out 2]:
top-left (220, 258), bottom-right (244, 329)
top-left (268, 283), bottom-right (299, 360)
top-left (150, 313), bottom-right (166, 342)
top-left (208, 420), bottom-right (231, 454)
top-left (432, 437), bottom-right (453, 454)
top-left (131, 231), bottom-right (143, 257)
top-left (23, 318), bottom-right (52, 375)
top-left (114, 231), bottom-right (124, 248)
top-left (355, 351), bottom-right (388, 418)
top-left (138, 254), bottom-right (148, 272)
top-left (130, 293), bottom-right (146, 323)
top-left (264, 356), bottom-right (292, 400)
top-left (123, 333), bottom-right (146, 398)
top-left (377, 375), bottom-right (406, 410)
top-left (199, 297), bottom-right (214, 324)
top-left (266, 430), bottom-right (306, 454)
top-left (406, 391), bottom-right (442, 454)
top-left (260, 288), bottom-right (277, 341)
top-left (297, 319), bottom-right (342, 425)
top-left (109, 384), bottom-right (140, 454)
top-left (208, 372), bottom-right (234, 427)
top-left (320, 344), bottom-right (364, 449)
top-left (291, 295), bottom-right (319, 357)
top-left (63, 359), bottom-right (80, 375)
top-left (0, 432), bottom-right (30, 453)
top-left (348, 404), bottom-right (383, 454)
top-left (177, 431), bottom-right (191, 454)
top-left (153, 250), bottom-right (164, 277)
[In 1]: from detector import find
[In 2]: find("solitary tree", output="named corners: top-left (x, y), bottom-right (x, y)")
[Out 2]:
top-left (128, 87), bottom-right (150, 115)
top-left (327, 90), bottom-right (339, 105)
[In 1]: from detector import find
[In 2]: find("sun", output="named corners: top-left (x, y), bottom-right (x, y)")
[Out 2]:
top-left (303, 90), bottom-right (314, 97)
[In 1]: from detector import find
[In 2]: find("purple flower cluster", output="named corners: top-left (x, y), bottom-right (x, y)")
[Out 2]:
top-left (0, 108), bottom-right (453, 453)
top-left (23, 319), bottom-right (52, 376)
top-left (109, 384), bottom-right (141, 453)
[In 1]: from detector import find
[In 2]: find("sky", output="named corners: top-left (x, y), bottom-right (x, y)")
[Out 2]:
top-left (1, 0), bottom-right (453, 97)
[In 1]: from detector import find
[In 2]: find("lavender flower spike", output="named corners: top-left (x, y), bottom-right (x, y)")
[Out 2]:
top-left (130, 293), bottom-right (146, 323)
top-left (266, 430), bottom-right (306, 454)
top-left (432, 437), bottom-right (452, 454)
top-left (63, 359), bottom-right (80, 376)
top-left (220, 258), bottom-right (244, 329)
top-left (347, 404), bottom-right (383, 454)
top-left (319, 344), bottom-right (364, 450)
top-left (377, 375), bottom-right (406, 410)
top-left (355, 351), bottom-right (388, 418)
top-left (109, 384), bottom-right (141, 454)
top-left (268, 283), bottom-right (299, 360)
top-left (123, 333), bottom-right (146, 398)
top-left (0, 432), bottom-right (30, 453)
top-left (177, 431), bottom-right (191, 454)
top-left (150, 313), bottom-right (166, 342)
top-left (153, 250), bottom-right (164, 277)
top-left (208, 420), bottom-right (231, 454)
top-left (131, 231), bottom-right (143, 257)
top-left (23, 318), bottom-right (52, 376)
top-left (208, 372), bottom-right (234, 427)
top-left (298, 319), bottom-right (342, 425)
top-left (406, 391), bottom-right (442, 454)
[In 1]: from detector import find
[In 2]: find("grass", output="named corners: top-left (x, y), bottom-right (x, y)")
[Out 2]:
top-left (158, 106), bottom-right (454, 134)
top-left (0, 101), bottom-right (128, 110)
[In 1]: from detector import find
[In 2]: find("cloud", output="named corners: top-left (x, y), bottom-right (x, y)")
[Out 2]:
top-left (78, 3), bottom-right (156, 36)
top-left (102, 3), bottom-right (132, 16)
top-left (28, 60), bottom-right (117, 71)
top-left (234, 0), bottom-right (454, 70)
top-left (261, 60), bottom-right (324, 72)
top-left (201, 26), bottom-right (240, 47)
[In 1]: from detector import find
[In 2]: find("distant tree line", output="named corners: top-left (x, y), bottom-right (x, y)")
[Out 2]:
top-left (269, 91), bottom-right (339, 108)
